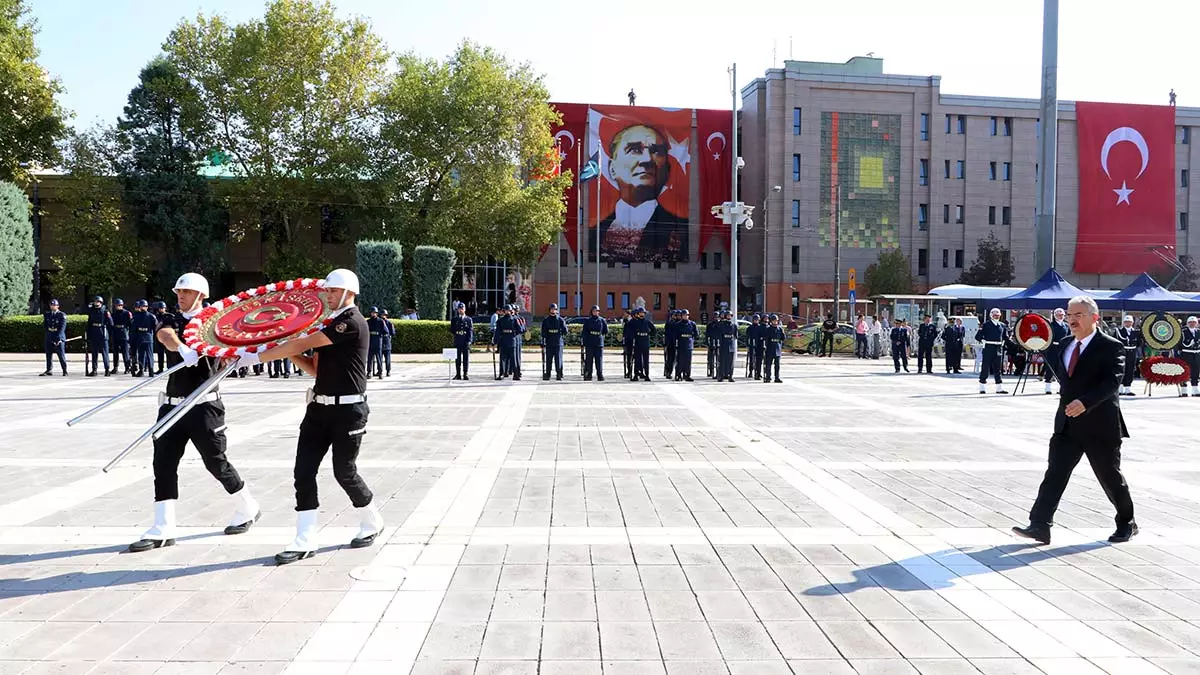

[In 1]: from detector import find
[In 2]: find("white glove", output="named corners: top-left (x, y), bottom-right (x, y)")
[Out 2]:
top-left (237, 351), bottom-right (261, 369)
top-left (177, 343), bottom-right (200, 367)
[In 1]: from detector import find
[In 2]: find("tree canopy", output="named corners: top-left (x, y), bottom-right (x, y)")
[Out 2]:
top-left (863, 248), bottom-right (915, 297)
top-left (0, 0), bottom-right (68, 183)
top-left (959, 232), bottom-right (1015, 286)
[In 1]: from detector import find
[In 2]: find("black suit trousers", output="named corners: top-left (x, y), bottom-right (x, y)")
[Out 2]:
top-left (1029, 431), bottom-right (1134, 528)
top-left (917, 343), bottom-right (933, 372)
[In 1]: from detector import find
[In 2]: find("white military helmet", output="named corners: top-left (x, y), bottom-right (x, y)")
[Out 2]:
top-left (1189, 316), bottom-right (1199, 324)
top-left (173, 272), bottom-right (210, 298)
top-left (323, 268), bottom-right (360, 294)
top-left (1123, 315), bottom-right (1134, 323)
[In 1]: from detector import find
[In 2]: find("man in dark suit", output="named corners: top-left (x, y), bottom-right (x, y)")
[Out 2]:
top-left (1013, 295), bottom-right (1136, 545)
top-left (1043, 307), bottom-right (1070, 394)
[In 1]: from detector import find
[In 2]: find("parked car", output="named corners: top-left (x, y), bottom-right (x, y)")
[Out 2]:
top-left (785, 322), bottom-right (857, 354)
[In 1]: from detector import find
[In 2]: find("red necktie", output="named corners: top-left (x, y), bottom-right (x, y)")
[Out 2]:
top-left (1067, 341), bottom-right (1082, 377)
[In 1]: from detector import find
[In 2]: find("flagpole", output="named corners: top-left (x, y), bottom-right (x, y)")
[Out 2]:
top-left (555, 141), bottom-right (562, 309)
top-left (595, 175), bottom-right (601, 310)
top-left (576, 141), bottom-right (582, 313)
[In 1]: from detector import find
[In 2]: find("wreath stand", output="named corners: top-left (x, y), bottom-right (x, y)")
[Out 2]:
top-left (1140, 353), bottom-right (1191, 398)
top-left (1012, 349), bottom-right (1037, 396)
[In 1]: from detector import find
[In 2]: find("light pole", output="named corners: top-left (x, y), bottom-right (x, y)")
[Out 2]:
top-left (833, 184), bottom-right (842, 322)
top-left (729, 63), bottom-right (739, 316)
top-left (1035, 0), bottom-right (1059, 275)
top-left (762, 185), bottom-right (781, 313)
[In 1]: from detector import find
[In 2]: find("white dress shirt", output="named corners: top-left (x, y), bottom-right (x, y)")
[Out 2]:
top-left (611, 199), bottom-right (658, 230)
top-left (1063, 328), bottom-right (1098, 371)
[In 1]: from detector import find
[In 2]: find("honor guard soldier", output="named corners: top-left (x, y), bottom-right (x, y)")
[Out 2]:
top-left (85, 296), bottom-right (113, 376)
top-left (1044, 308), bottom-right (1070, 394)
top-left (1116, 315), bottom-right (1142, 396)
top-left (891, 319), bottom-right (911, 373)
top-left (131, 300), bottom-right (157, 376)
top-left (450, 302), bottom-right (473, 380)
top-left (621, 308), bottom-right (634, 379)
top-left (706, 312), bottom-right (720, 379)
top-left (662, 310), bottom-right (678, 379)
top-left (513, 305), bottom-right (527, 373)
top-left (917, 315), bottom-right (937, 374)
top-left (366, 307), bottom-right (385, 379)
top-left (41, 299), bottom-right (68, 376)
top-left (110, 299), bottom-right (133, 374)
top-left (976, 308), bottom-right (1009, 394)
top-left (380, 309), bottom-right (394, 377)
top-left (941, 319), bottom-right (965, 373)
top-left (762, 314), bottom-right (785, 383)
top-left (582, 305), bottom-right (607, 381)
top-left (1182, 316), bottom-right (1200, 397)
top-left (129, 273), bottom-right (260, 553)
top-left (626, 306), bottom-right (654, 381)
top-left (675, 309), bottom-right (698, 381)
top-left (541, 303), bottom-right (568, 380)
top-left (152, 301), bottom-right (170, 374)
top-left (746, 314), bottom-right (762, 379)
top-left (714, 309), bottom-right (737, 381)
top-left (238, 269), bottom-right (383, 565)
top-left (493, 305), bottom-right (524, 380)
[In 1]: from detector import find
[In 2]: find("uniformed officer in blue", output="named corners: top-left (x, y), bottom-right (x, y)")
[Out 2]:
top-left (541, 303), bottom-right (568, 380)
top-left (621, 308), bottom-right (634, 379)
top-left (152, 301), bottom-right (170, 374)
top-left (1116, 315), bottom-right (1141, 396)
top-left (131, 299), bottom-right (157, 376)
top-left (450, 301), bottom-right (473, 380)
top-left (1180, 316), bottom-right (1199, 397)
top-left (976, 308), bottom-right (1009, 394)
top-left (941, 318), bottom-right (965, 373)
top-left (626, 306), bottom-right (654, 381)
top-left (512, 304), bottom-right (527, 373)
top-left (128, 273), bottom-right (260, 554)
top-left (714, 309), bottom-right (737, 381)
top-left (380, 309), bottom-right (394, 377)
top-left (916, 315), bottom-right (938, 374)
top-left (706, 312), bottom-right (720, 379)
top-left (1043, 308), bottom-right (1069, 394)
top-left (110, 298), bottom-right (133, 374)
top-left (41, 299), bottom-right (68, 376)
top-left (762, 313), bottom-right (785, 383)
top-left (891, 319), bottom-right (911, 373)
top-left (747, 314), bottom-right (764, 379)
top-left (238, 269), bottom-right (383, 564)
top-left (493, 305), bottom-right (524, 380)
top-left (675, 308), bottom-right (698, 381)
top-left (366, 307), bottom-right (385, 379)
top-left (85, 296), bottom-right (113, 376)
top-left (662, 310), bottom-right (678, 379)
top-left (582, 305), bottom-right (608, 381)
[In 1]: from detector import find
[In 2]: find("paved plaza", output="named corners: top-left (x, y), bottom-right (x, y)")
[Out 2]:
top-left (1, 353), bottom-right (1200, 674)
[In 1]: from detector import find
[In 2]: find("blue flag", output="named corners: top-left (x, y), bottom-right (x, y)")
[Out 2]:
top-left (579, 158), bottom-right (600, 182)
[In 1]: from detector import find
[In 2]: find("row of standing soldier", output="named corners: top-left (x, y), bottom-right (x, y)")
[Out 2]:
top-left (43, 297), bottom-right (176, 378)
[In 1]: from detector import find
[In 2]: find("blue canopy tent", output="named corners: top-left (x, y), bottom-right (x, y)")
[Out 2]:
top-left (1096, 273), bottom-right (1200, 312)
top-left (991, 268), bottom-right (1091, 310)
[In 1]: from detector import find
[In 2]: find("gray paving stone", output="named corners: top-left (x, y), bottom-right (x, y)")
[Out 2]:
top-left (708, 622), bottom-right (782, 660)
top-left (542, 621), bottom-right (600, 659)
top-left (908, 659), bottom-right (986, 675)
top-left (762, 620), bottom-right (840, 659)
top-left (417, 621), bottom-right (486, 660)
top-left (926, 622), bottom-right (1017, 658)
top-left (232, 622), bottom-right (321, 661)
top-left (479, 621), bottom-right (542, 660)
top-left (599, 622), bottom-right (661, 660)
top-left (655, 621), bottom-right (722, 661)
top-left (601, 661), bottom-right (667, 674)
top-left (787, 659), bottom-right (857, 674)
top-left (817, 620), bottom-right (902, 659)
top-left (596, 590), bottom-right (652, 622)
top-left (539, 662), bottom-right (603, 675)
top-left (474, 662), bottom-right (539, 675)
top-left (872, 620), bottom-right (961, 659)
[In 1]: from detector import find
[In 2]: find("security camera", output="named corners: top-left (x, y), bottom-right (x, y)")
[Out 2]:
top-left (711, 205), bottom-right (723, 216)
top-left (736, 157), bottom-right (746, 170)
top-left (744, 218), bottom-right (754, 230)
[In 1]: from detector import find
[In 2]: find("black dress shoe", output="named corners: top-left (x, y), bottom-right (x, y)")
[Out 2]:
top-left (275, 550), bottom-right (316, 565)
top-left (774, 379), bottom-right (782, 383)
top-left (224, 511), bottom-right (261, 535)
top-left (1012, 524), bottom-right (1051, 544)
top-left (40, 371), bottom-right (51, 377)
top-left (463, 375), bottom-right (469, 381)
top-left (597, 377), bottom-right (605, 381)
top-left (128, 538), bottom-right (175, 553)
top-left (350, 532), bottom-right (378, 549)
top-left (684, 377), bottom-right (693, 382)
top-left (453, 375), bottom-right (461, 380)
top-left (1108, 523), bottom-right (1138, 543)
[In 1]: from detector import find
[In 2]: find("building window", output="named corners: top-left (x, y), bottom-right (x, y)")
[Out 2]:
top-left (919, 159), bottom-right (928, 186)
top-left (1003, 162), bottom-right (1012, 181)
top-left (699, 293), bottom-right (708, 310)
top-left (714, 252), bottom-right (723, 270)
top-left (1002, 206), bottom-right (1011, 225)
top-left (955, 205), bottom-right (964, 224)
top-left (1182, 212), bottom-right (1190, 231)
top-left (956, 160), bottom-right (965, 179)
top-left (920, 113), bottom-right (929, 141)
top-left (559, 292), bottom-right (568, 309)
top-left (945, 114), bottom-right (952, 134)
top-left (653, 261), bottom-right (661, 269)
top-left (988, 206), bottom-right (996, 225)
top-left (700, 252), bottom-right (708, 269)
top-left (989, 162), bottom-right (997, 181)
top-left (918, 204), bottom-right (928, 230)
top-left (1183, 126), bottom-right (1191, 144)
top-left (668, 292), bottom-right (676, 309)
top-left (956, 115), bottom-right (966, 134)
top-left (793, 154), bottom-right (801, 181)
top-left (943, 159), bottom-right (950, 179)
top-left (990, 117), bottom-right (998, 136)
top-left (942, 249), bottom-right (950, 268)
top-left (620, 292), bottom-right (630, 310)
top-left (714, 293), bottom-right (722, 309)
top-left (918, 248), bottom-right (929, 276)
top-left (1003, 117), bottom-right (1013, 136)
top-left (791, 245), bottom-right (800, 274)
top-left (1183, 169), bottom-right (1190, 188)
top-left (943, 204), bottom-right (950, 224)
top-left (955, 249), bottom-right (964, 268)
top-left (606, 292), bottom-right (615, 310)
top-left (791, 199), bottom-right (800, 226)
top-left (559, 249), bottom-right (568, 267)
top-left (793, 107), bottom-right (802, 135)
top-left (652, 293), bottom-right (661, 310)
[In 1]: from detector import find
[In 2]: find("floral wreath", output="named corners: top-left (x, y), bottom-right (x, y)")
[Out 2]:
top-left (182, 278), bottom-right (335, 359)
top-left (1140, 356), bottom-right (1191, 386)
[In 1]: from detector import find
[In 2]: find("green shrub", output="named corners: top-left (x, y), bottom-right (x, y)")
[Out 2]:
top-left (0, 314), bottom-right (90, 352)
top-left (356, 240), bottom-right (403, 314)
top-left (412, 246), bottom-right (455, 321)
top-left (0, 182), bottom-right (35, 317)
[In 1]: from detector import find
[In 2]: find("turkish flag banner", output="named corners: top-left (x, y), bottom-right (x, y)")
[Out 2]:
top-left (1075, 102), bottom-right (1176, 274)
top-left (550, 102), bottom-right (588, 256)
top-left (697, 109), bottom-right (733, 258)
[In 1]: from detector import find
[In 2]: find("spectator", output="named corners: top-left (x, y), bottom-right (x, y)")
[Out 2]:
top-left (786, 316), bottom-right (798, 331)
top-left (402, 308), bottom-right (419, 320)
top-left (868, 315), bottom-right (883, 359)
top-left (854, 314), bottom-right (869, 359)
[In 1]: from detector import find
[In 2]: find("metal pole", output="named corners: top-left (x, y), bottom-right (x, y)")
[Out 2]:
top-left (730, 64), bottom-right (739, 317)
top-left (576, 142), bottom-right (582, 312)
top-left (68, 361), bottom-right (188, 426)
top-left (834, 184), bottom-right (842, 322)
top-left (762, 198), bottom-right (768, 314)
top-left (1035, 0), bottom-right (1059, 275)
top-left (595, 178), bottom-right (601, 310)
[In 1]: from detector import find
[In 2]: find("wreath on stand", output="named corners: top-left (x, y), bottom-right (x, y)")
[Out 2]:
top-left (1139, 355), bottom-right (1191, 395)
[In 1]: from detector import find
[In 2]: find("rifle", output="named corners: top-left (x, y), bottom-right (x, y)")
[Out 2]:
top-left (492, 343), bottom-right (498, 380)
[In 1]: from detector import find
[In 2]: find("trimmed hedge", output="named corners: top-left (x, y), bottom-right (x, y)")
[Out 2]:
top-left (0, 181), bottom-right (34, 317)
top-left (412, 246), bottom-right (455, 321)
top-left (0, 315), bottom-right (92, 352)
top-left (356, 240), bottom-right (403, 314)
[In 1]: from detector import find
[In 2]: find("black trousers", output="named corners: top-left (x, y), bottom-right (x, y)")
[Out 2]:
top-left (87, 335), bottom-right (110, 373)
top-left (44, 337), bottom-right (67, 372)
top-left (945, 343), bottom-right (961, 371)
top-left (583, 345), bottom-right (603, 379)
top-left (368, 343), bottom-right (382, 376)
top-left (820, 332), bottom-right (835, 355)
top-left (455, 345), bottom-right (470, 375)
top-left (752, 346), bottom-right (764, 378)
top-left (892, 346), bottom-right (908, 371)
top-left (707, 345), bottom-right (716, 378)
top-left (382, 345), bottom-right (392, 375)
top-left (1121, 349), bottom-right (1138, 386)
top-left (719, 345), bottom-right (734, 379)
top-left (676, 346), bottom-right (693, 379)
top-left (917, 343), bottom-right (933, 372)
top-left (134, 341), bottom-right (153, 374)
top-left (633, 344), bottom-right (650, 379)
top-left (979, 345), bottom-right (1003, 383)
top-left (1029, 431), bottom-right (1135, 528)
top-left (270, 358), bottom-right (292, 377)
top-left (1184, 352), bottom-right (1200, 386)
top-left (294, 401), bottom-right (373, 511)
top-left (544, 345), bottom-right (563, 377)
top-left (153, 401), bottom-right (243, 501)
top-left (663, 344), bottom-right (675, 377)
top-left (763, 350), bottom-right (780, 381)
top-left (623, 344), bottom-right (633, 378)
top-left (111, 337), bottom-right (130, 371)
top-left (155, 342), bottom-right (166, 372)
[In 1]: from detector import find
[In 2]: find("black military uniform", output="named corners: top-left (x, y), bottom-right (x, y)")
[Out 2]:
top-left (493, 307), bottom-right (524, 380)
top-left (582, 306), bottom-right (607, 381)
top-left (366, 307), bottom-right (385, 379)
top-left (380, 309), bottom-right (394, 377)
top-left (131, 300), bottom-right (157, 376)
top-left (42, 300), bottom-right (68, 376)
top-left (110, 299), bottom-right (133, 374)
top-left (621, 309), bottom-right (634, 379)
top-left (450, 302), bottom-right (473, 380)
top-left (916, 318), bottom-right (937, 374)
top-left (85, 297), bottom-right (112, 376)
top-left (1181, 320), bottom-right (1200, 397)
top-left (715, 310), bottom-right (737, 381)
top-left (1115, 319), bottom-right (1141, 396)
top-left (662, 310), bottom-right (678, 379)
top-left (941, 322), bottom-right (965, 373)
top-left (675, 309), bottom-right (698, 381)
top-left (761, 314), bottom-right (785, 383)
top-left (976, 314), bottom-right (1009, 393)
top-left (1005, 332), bottom-right (1027, 376)
top-left (706, 314), bottom-right (719, 379)
top-left (626, 307), bottom-right (654, 381)
top-left (890, 321), bottom-right (911, 373)
top-left (152, 301), bottom-right (170, 374)
top-left (541, 304), bottom-right (568, 380)
top-left (747, 314), bottom-right (763, 379)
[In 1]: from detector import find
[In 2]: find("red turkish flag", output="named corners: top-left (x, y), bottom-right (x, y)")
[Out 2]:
top-left (697, 108), bottom-right (733, 258)
top-left (1075, 102), bottom-right (1176, 274)
top-left (550, 102), bottom-right (588, 255)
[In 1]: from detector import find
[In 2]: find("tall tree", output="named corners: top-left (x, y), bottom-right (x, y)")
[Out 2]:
top-left (0, 0), bottom-right (68, 183)
top-left (373, 41), bottom-right (570, 266)
top-left (959, 232), bottom-right (1015, 286)
top-left (863, 248), bottom-right (915, 296)
top-left (162, 0), bottom-right (389, 275)
top-left (1149, 254), bottom-right (1200, 291)
top-left (0, 180), bottom-right (34, 316)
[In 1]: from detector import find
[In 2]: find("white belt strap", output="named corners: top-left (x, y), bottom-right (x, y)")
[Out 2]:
top-left (311, 391), bottom-right (367, 405)
top-left (161, 392), bottom-right (220, 406)
top-left (983, 340), bottom-right (1003, 345)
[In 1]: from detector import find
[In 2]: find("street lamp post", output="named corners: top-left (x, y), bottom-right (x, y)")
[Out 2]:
top-left (762, 185), bottom-right (781, 313)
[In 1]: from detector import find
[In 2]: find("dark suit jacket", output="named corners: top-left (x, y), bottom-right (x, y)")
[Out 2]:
top-left (1053, 330), bottom-right (1129, 444)
top-left (589, 204), bottom-right (689, 263)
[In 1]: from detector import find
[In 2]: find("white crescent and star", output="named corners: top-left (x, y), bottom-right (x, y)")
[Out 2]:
top-left (1099, 126), bottom-right (1150, 206)
top-left (706, 132), bottom-right (727, 160)
top-left (553, 130), bottom-right (575, 163)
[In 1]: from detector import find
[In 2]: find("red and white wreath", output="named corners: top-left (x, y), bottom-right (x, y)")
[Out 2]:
top-left (181, 278), bottom-right (338, 359)
top-left (1140, 356), bottom-right (1191, 386)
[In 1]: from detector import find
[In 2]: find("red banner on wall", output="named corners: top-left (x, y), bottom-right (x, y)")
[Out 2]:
top-left (1075, 102), bottom-right (1176, 274)
top-left (551, 102), bottom-right (589, 255)
top-left (697, 109), bottom-right (733, 258)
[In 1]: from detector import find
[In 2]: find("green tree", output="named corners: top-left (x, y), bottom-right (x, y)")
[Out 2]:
top-left (959, 232), bottom-right (1015, 286)
top-left (0, 0), bottom-right (68, 183)
top-left (413, 245), bottom-right (456, 320)
top-left (163, 0), bottom-right (389, 258)
top-left (1149, 254), bottom-right (1200, 291)
top-left (0, 180), bottom-right (34, 316)
top-left (863, 248), bottom-right (915, 296)
top-left (373, 41), bottom-right (570, 265)
top-left (356, 240), bottom-right (402, 314)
